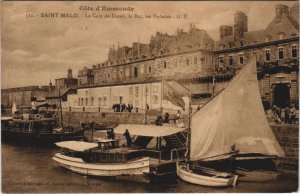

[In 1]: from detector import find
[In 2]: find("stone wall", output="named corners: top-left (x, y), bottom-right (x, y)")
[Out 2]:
top-left (271, 124), bottom-right (298, 170)
top-left (62, 111), bottom-right (146, 128)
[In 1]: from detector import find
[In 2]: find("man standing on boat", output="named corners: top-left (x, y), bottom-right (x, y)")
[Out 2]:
top-left (123, 129), bottom-right (132, 147)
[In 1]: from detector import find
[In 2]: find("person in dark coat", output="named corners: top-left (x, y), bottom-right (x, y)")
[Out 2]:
top-left (123, 129), bottom-right (132, 147)
top-left (164, 112), bottom-right (170, 123)
top-left (128, 103), bottom-right (131, 112)
top-left (110, 128), bottom-right (115, 140)
top-left (284, 106), bottom-right (290, 123)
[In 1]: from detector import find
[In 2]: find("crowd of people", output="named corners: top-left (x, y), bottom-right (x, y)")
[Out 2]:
top-left (112, 103), bottom-right (134, 112)
top-left (272, 104), bottom-right (298, 124)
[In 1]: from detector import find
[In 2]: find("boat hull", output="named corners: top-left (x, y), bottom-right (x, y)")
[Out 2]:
top-left (52, 153), bottom-right (150, 177)
top-left (177, 163), bottom-right (238, 187)
top-left (236, 169), bottom-right (280, 182)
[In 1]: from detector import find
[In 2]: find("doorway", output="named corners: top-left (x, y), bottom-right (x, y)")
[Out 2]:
top-left (273, 84), bottom-right (290, 108)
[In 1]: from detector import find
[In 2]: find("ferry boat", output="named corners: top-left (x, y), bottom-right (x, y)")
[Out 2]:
top-left (52, 139), bottom-right (150, 180)
top-left (1, 106), bottom-right (84, 144)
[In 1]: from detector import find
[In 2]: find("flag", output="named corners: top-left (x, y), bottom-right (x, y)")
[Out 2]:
top-left (163, 81), bottom-right (189, 111)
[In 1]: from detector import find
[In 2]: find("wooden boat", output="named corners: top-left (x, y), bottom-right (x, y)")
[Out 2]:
top-left (1, 117), bottom-right (84, 143)
top-left (52, 139), bottom-right (150, 180)
top-left (177, 163), bottom-right (238, 187)
top-left (177, 57), bottom-right (285, 186)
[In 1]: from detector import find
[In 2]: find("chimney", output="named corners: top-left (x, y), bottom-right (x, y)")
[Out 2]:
top-left (68, 68), bottom-right (72, 78)
top-left (220, 25), bottom-right (233, 39)
top-left (49, 80), bottom-right (53, 92)
top-left (275, 4), bottom-right (289, 18)
top-left (290, 4), bottom-right (299, 22)
top-left (233, 11), bottom-right (248, 42)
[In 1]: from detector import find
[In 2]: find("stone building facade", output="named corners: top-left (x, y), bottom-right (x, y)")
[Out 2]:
top-left (1, 86), bottom-right (50, 108)
top-left (55, 69), bottom-right (78, 89)
top-left (76, 3), bottom-right (298, 109)
top-left (78, 24), bottom-right (215, 88)
top-left (214, 3), bottom-right (299, 108)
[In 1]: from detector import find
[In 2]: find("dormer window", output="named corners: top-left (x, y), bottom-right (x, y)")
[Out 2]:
top-left (229, 42), bottom-right (235, 48)
top-left (240, 40), bottom-right (246, 47)
top-left (219, 44), bottom-right (225, 50)
top-left (278, 32), bottom-right (285, 40)
top-left (265, 35), bottom-right (272, 42)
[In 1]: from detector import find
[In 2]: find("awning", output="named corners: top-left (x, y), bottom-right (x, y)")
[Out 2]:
top-left (113, 124), bottom-right (186, 137)
top-left (55, 141), bottom-right (98, 151)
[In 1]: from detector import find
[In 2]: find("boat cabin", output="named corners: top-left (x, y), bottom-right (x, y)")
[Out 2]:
top-left (56, 140), bottom-right (144, 164)
top-left (3, 118), bottom-right (59, 133)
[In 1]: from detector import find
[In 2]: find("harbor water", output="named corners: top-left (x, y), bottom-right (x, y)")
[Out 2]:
top-left (1, 142), bottom-right (298, 193)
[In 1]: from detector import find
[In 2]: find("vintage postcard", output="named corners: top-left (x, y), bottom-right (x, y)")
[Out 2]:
top-left (1, 1), bottom-right (299, 193)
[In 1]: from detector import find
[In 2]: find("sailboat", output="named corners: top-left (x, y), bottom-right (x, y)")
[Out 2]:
top-left (177, 57), bottom-right (284, 186)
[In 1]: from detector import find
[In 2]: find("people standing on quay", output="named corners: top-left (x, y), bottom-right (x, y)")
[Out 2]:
top-left (284, 105), bottom-right (290, 124)
top-left (290, 104), bottom-right (296, 124)
top-left (123, 129), bottom-right (132, 147)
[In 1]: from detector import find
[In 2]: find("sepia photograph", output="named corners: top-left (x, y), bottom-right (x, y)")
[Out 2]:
top-left (1, 1), bottom-right (299, 193)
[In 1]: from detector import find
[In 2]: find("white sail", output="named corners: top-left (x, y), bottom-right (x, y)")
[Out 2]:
top-left (190, 57), bottom-right (284, 161)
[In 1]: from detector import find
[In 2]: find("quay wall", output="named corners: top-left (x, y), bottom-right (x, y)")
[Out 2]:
top-left (62, 111), bottom-right (146, 128)
top-left (271, 124), bottom-right (299, 171)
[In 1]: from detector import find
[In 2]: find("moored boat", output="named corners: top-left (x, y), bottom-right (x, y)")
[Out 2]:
top-left (1, 105), bottom-right (84, 144)
top-left (52, 139), bottom-right (150, 181)
top-left (176, 57), bottom-right (285, 186)
top-left (177, 163), bottom-right (238, 187)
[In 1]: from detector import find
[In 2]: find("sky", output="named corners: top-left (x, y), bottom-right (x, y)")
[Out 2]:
top-left (1, 1), bottom-right (297, 89)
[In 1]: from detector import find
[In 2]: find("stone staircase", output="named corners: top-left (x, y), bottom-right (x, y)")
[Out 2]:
top-left (163, 132), bottom-right (187, 149)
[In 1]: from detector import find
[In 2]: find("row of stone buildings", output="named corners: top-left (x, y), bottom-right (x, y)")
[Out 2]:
top-left (2, 3), bottom-right (299, 110)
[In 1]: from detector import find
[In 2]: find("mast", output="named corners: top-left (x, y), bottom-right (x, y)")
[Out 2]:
top-left (144, 83), bottom-right (147, 124)
top-left (160, 79), bottom-right (163, 114)
top-left (59, 89), bottom-right (63, 128)
top-left (186, 81), bottom-right (192, 162)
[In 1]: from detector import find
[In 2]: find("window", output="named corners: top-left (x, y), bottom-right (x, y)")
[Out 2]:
top-left (278, 47), bottom-right (284, 60)
top-left (229, 56), bottom-right (234, 66)
top-left (265, 49), bottom-right (271, 62)
top-left (163, 61), bottom-right (167, 68)
top-left (134, 67), bottom-right (138, 77)
top-left (194, 56), bottom-right (197, 64)
top-left (91, 97), bottom-right (94, 106)
top-left (85, 98), bottom-right (88, 106)
top-left (186, 58), bottom-right (190, 66)
top-left (129, 86), bottom-right (133, 95)
top-left (135, 86), bottom-right (139, 97)
top-left (218, 56), bottom-right (224, 66)
top-left (239, 55), bottom-right (244, 65)
top-left (229, 42), bottom-right (234, 48)
top-left (98, 97), bottom-right (102, 106)
top-left (148, 66), bottom-right (152, 73)
top-left (103, 97), bottom-right (107, 106)
top-left (292, 45), bottom-right (298, 58)
top-left (119, 70), bottom-right (123, 77)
